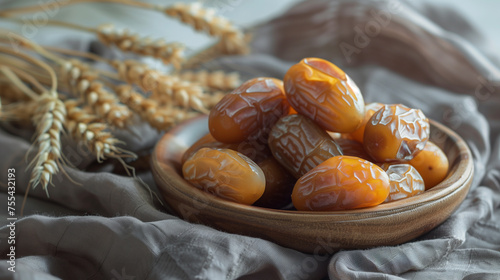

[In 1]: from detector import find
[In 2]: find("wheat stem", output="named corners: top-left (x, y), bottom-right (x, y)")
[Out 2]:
top-left (0, 31), bottom-right (66, 65)
top-left (0, 98), bottom-right (37, 123)
top-left (0, 45), bottom-right (59, 92)
top-left (0, 54), bottom-right (52, 86)
top-left (43, 45), bottom-right (107, 62)
top-left (0, 82), bottom-right (29, 104)
top-left (0, 0), bottom-right (155, 17)
top-left (0, 65), bottom-right (39, 99)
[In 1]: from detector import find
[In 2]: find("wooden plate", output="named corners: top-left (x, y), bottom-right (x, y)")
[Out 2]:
top-left (151, 115), bottom-right (473, 254)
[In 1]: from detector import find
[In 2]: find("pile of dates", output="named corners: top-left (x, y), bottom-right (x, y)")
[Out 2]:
top-left (182, 58), bottom-right (449, 211)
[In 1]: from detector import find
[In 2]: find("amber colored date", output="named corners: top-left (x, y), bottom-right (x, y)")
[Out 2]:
top-left (363, 104), bottom-right (430, 162)
top-left (253, 157), bottom-right (296, 209)
top-left (292, 156), bottom-right (390, 211)
top-left (209, 77), bottom-right (290, 143)
top-left (408, 141), bottom-right (449, 190)
top-left (284, 57), bottom-right (365, 133)
top-left (182, 148), bottom-right (265, 205)
top-left (349, 102), bottom-right (384, 143)
top-left (268, 114), bottom-right (343, 178)
top-left (333, 138), bottom-right (373, 161)
top-left (182, 133), bottom-right (271, 165)
top-left (380, 163), bottom-right (425, 203)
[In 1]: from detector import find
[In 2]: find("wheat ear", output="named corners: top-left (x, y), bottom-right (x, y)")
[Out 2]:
top-left (115, 84), bottom-right (197, 131)
top-left (60, 59), bottom-right (131, 128)
top-left (96, 24), bottom-right (185, 68)
top-left (28, 91), bottom-right (66, 196)
top-left (177, 70), bottom-right (240, 91)
top-left (111, 60), bottom-right (208, 113)
top-left (64, 100), bottom-right (137, 165)
top-left (163, 2), bottom-right (248, 55)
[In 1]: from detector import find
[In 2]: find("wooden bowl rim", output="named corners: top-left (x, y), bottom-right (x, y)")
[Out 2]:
top-left (152, 115), bottom-right (473, 221)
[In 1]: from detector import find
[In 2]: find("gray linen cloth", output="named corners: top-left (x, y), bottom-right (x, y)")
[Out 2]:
top-left (1, 0), bottom-right (500, 279)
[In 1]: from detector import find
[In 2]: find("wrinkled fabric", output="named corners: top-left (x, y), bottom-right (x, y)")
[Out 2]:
top-left (1, 0), bottom-right (500, 279)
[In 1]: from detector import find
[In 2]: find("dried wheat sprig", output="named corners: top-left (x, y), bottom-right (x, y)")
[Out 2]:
top-left (0, 0), bottom-right (156, 17)
top-left (163, 2), bottom-right (248, 55)
top-left (64, 100), bottom-right (137, 164)
top-left (60, 59), bottom-right (131, 128)
top-left (27, 91), bottom-right (66, 196)
top-left (177, 70), bottom-right (241, 91)
top-left (110, 60), bottom-right (208, 113)
top-left (115, 84), bottom-right (197, 131)
top-left (199, 90), bottom-right (228, 108)
top-left (97, 24), bottom-right (185, 68)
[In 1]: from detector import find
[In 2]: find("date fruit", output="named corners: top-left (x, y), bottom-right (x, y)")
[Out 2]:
top-left (292, 156), bottom-right (390, 211)
top-left (182, 147), bottom-right (265, 205)
top-left (333, 138), bottom-right (373, 161)
top-left (254, 157), bottom-right (296, 209)
top-left (408, 141), bottom-right (449, 190)
top-left (380, 163), bottom-right (425, 203)
top-left (363, 104), bottom-right (430, 162)
top-left (268, 114), bottom-right (343, 178)
top-left (209, 77), bottom-right (290, 143)
top-left (349, 102), bottom-right (385, 143)
top-left (182, 133), bottom-right (271, 165)
top-left (284, 57), bottom-right (365, 133)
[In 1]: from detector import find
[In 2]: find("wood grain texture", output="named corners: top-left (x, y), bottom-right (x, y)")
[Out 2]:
top-left (151, 115), bottom-right (473, 254)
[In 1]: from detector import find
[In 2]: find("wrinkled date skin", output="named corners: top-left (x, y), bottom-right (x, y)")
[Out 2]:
top-left (268, 114), bottom-right (343, 178)
top-left (209, 77), bottom-right (290, 143)
top-left (292, 156), bottom-right (390, 211)
top-left (182, 133), bottom-right (271, 165)
top-left (364, 104), bottom-right (430, 162)
top-left (380, 164), bottom-right (425, 203)
top-left (284, 57), bottom-right (365, 133)
top-left (409, 141), bottom-right (449, 190)
top-left (333, 138), bottom-right (373, 161)
top-left (182, 148), bottom-right (265, 205)
top-left (254, 157), bottom-right (296, 209)
top-left (349, 102), bottom-right (385, 143)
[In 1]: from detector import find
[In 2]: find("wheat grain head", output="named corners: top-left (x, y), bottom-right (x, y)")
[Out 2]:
top-left (60, 59), bottom-right (131, 128)
top-left (28, 91), bottom-right (66, 196)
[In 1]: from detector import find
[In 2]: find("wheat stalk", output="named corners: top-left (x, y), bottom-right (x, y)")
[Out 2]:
top-left (64, 100), bottom-right (136, 164)
top-left (28, 91), bottom-right (66, 196)
top-left (111, 60), bottom-right (208, 113)
top-left (0, 82), bottom-right (30, 105)
top-left (60, 59), bottom-right (131, 128)
top-left (0, 99), bottom-right (37, 125)
top-left (96, 24), bottom-right (185, 68)
top-left (115, 84), bottom-right (197, 131)
top-left (177, 70), bottom-right (241, 91)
